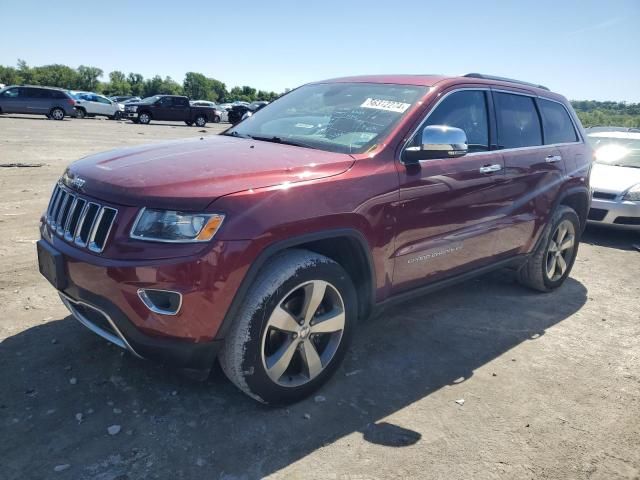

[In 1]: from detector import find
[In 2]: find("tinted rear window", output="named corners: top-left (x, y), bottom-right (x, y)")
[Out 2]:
top-left (539, 98), bottom-right (578, 144)
top-left (495, 92), bottom-right (542, 149)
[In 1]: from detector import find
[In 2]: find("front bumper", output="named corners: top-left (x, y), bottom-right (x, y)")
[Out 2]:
top-left (122, 111), bottom-right (138, 118)
top-left (58, 286), bottom-right (222, 371)
top-left (37, 231), bottom-right (251, 370)
top-left (588, 197), bottom-right (640, 230)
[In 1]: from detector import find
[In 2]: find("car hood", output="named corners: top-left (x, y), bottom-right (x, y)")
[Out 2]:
top-left (591, 163), bottom-right (640, 193)
top-left (64, 135), bottom-right (355, 210)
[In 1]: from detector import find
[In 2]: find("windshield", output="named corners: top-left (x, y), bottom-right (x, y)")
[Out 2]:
top-left (587, 131), bottom-right (640, 168)
top-left (139, 96), bottom-right (162, 104)
top-left (225, 82), bottom-right (427, 154)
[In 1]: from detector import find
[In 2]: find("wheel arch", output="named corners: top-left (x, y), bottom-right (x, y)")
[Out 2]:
top-left (557, 186), bottom-right (590, 232)
top-left (215, 229), bottom-right (376, 340)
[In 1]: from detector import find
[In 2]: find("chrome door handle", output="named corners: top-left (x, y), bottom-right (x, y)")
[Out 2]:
top-left (545, 155), bottom-right (562, 163)
top-left (479, 164), bottom-right (502, 174)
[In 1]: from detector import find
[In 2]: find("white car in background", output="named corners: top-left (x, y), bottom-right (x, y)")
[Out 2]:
top-left (190, 100), bottom-right (227, 123)
top-left (586, 127), bottom-right (640, 230)
top-left (71, 92), bottom-right (123, 120)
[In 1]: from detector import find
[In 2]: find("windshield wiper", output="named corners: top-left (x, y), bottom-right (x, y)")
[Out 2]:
top-left (246, 135), bottom-right (317, 150)
top-left (221, 130), bottom-right (251, 139)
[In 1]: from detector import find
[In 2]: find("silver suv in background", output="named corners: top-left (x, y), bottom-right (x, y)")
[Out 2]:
top-left (0, 85), bottom-right (76, 120)
top-left (71, 92), bottom-right (124, 120)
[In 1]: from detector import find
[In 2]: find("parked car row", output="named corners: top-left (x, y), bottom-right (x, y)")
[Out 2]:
top-left (0, 84), bottom-right (266, 127)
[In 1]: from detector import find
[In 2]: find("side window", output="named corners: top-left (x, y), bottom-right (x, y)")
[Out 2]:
top-left (173, 97), bottom-right (188, 107)
top-left (420, 90), bottom-right (489, 152)
top-left (494, 92), bottom-right (542, 149)
top-left (38, 89), bottom-right (54, 99)
top-left (158, 97), bottom-right (171, 106)
top-left (538, 98), bottom-right (578, 144)
top-left (21, 87), bottom-right (37, 99)
top-left (2, 88), bottom-right (20, 98)
top-left (96, 96), bottom-right (111, 104)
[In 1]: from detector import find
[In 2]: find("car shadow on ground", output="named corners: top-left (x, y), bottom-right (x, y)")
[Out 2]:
top-left (0, 114), bottom-right (72, 121)
top-left (0, 270), bottom-right (587, 479)
top-left (582, 225), bottom-right (639, 251)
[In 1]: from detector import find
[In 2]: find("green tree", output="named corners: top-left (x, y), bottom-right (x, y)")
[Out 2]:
top-left (105, 70), bottom-right (131, 95)
top-left (127, 73), bottom-right (144, 96)
top-left (0, 65), bottom-right (21, 85)
top-left (31, 64), bottom-right (79, 89)
top-left (76, 65), bottom-right (103, 91)
top-left (183, 72), bottom-right (212, 100)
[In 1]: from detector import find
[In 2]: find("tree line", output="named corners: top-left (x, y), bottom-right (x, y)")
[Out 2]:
top-left (572, 100), bottom-right (640, 128)
top-left (0, 60), bottom-right (281, 103)
top-left (1, 60), bottom-right (639, 126)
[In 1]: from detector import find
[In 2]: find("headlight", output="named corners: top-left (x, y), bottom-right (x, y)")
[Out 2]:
top-left (128, 105), bottom-right (138, 112)
top-left (623, 184), bottom-right (640, 202)
top-left (130, 209), bottom-right (225, 243)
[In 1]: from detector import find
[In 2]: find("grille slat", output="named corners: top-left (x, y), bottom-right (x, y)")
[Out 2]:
top-left (45, 184), bottom-right (117, 253)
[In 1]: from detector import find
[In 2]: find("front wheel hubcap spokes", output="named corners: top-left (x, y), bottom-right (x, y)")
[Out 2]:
top-left (262, 280), bottom-right (345, 386)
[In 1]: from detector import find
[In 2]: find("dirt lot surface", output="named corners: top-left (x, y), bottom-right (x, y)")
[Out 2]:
top-left (1, 114), bottom-right (639, 480)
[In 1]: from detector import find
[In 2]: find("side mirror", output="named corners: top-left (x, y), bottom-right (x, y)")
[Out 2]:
top-left (403, 125), bottom-right (468, 164)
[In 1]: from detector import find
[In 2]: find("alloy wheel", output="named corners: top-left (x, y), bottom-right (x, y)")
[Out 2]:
top-left (52, 109), bottom-right (64, 120)
top-left (260, 280), bottom-right (345, 387)
top-left (545, 219), bottom-right (576, 282)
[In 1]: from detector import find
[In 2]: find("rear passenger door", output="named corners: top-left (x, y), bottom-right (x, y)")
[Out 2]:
top-left (537, 98), bottom-right (583, 177)
top-left (493, 90), bottom-right (565, 253)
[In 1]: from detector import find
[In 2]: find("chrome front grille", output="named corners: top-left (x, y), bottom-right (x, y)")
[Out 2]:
top-left (46, 184), bottom-right (117, 253)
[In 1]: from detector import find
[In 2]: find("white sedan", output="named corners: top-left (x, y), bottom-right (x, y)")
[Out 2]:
top-left (586, 128), bottom-right (640, 230)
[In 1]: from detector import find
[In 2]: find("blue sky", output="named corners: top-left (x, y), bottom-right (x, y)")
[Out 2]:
top-left (1, 0), bottom-right (639, 101)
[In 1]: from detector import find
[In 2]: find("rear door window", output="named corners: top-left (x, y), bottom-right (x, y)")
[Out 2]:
top-left (494, 92), bottom-right (542, 149)
top-left (173, 97), bottom-right (189, 107)
top-left (419, 90), bottom-right (490, 152)
top-left (538, 98), bottom-right (578, 144)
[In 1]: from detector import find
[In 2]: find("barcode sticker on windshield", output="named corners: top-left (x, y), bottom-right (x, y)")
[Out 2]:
top-left (360, 98), bottom-right (411, 113)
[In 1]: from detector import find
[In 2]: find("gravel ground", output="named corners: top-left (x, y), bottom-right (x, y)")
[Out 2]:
top-left (0, 114), bottom-right (639, 480)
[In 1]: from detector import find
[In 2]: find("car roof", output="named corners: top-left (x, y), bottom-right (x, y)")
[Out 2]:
top-left (312, 73), bottom-right (561, 97)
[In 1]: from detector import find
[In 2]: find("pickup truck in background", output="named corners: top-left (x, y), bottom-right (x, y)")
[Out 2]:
top-left (122, 95), bottom-right (217, 127)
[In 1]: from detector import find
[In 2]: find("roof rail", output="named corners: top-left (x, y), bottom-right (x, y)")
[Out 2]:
top-left (463, 73), bottom-right (550, 91)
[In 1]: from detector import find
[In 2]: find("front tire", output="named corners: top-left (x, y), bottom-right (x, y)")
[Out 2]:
top-left (518, 205), bottom-right (580, 292)
top-left (50, 108), bottom-right (65, 121)
top-left (75, 108), bottom-right (86, 119)
top-left (213, 115), bottom-right (221, 123)
top-left (185, 121), bottom-right (193, 126)
top-left (219, 249), bottom-right (356, 405)
top-left (138, 112), bottom-right (151, 124)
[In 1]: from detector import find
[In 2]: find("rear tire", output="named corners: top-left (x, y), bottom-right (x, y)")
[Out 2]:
top-left (50, 108), bottom-right (65, 120)
top-left (219, 249), bottom-right (356, 405)
top-left (213, 115), bottom-right (221, 123)
top-left (185, 121), bottom-right (193, 126)
top-left (518, 205), bottom-right (580, 292)
top-left (195, 115), bottom-right (207, 127)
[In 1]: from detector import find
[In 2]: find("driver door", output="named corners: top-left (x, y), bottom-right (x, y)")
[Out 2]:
top-left (392, 88), bottom-right (521, 293)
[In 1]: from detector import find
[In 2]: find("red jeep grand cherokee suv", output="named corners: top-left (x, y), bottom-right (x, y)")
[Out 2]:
top-left (37, 73), bottom-right (592, 404)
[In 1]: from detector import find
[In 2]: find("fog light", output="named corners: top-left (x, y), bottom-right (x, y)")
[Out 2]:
top-left (137, 289), bottom-right (182, 315)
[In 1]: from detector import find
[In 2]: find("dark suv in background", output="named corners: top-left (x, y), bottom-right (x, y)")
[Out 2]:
top-left (0, 85), bottom-right (76, 120)
top-left (37, 73), bottom-right (592, 405)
